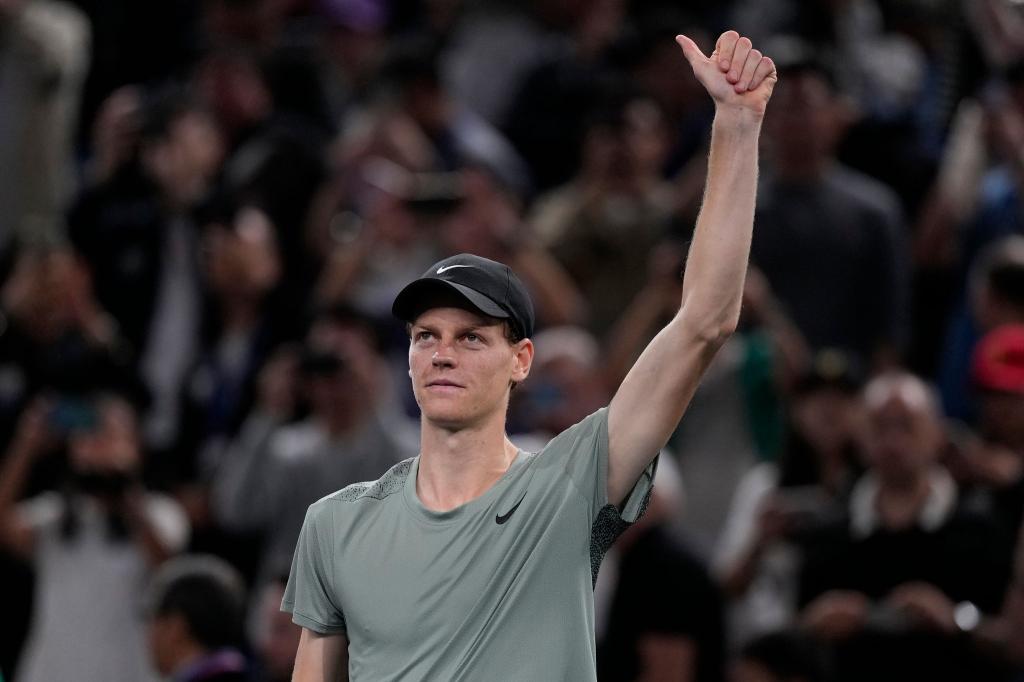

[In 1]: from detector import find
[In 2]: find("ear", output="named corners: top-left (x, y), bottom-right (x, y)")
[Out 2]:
top-left (511, 338), bottom-right (534, 383)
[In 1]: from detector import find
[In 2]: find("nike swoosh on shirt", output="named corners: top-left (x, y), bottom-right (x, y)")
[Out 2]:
top-left (496, 492), bottom-right (527, 525)
top-left (437, 264), bottom-right (475, 274)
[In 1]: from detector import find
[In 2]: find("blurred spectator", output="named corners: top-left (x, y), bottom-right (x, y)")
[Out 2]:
top-left (173, 201), bottom-right (287, 486)
top-left (615, 12), bottom-right (715, 183)
top-left (210, 304), bottom-right (416, 588)
top-left (502, 0), bottom-right (624, 191)
top-left (0, 243), bottom-right (135, 446)
top-left (798, 371), bottom-right (1012, 682)
top-left (602, 254), bottom-right (812, 557)
top-left (0, 0), bottom-right (89, 250)
top-left (192, 44), bottom-right (328, 308)
top-left (597, 455), bottom-right (727, 682)
top-left (530, 92), bottom-right (674, 334)
top-left (938, 231), bottom-right (1024, 423)
top-left (949, 324), bottom-right (1024, 539)
top-left (714, 350), bottom-right (863, 648)
top-left (730, 629), bottom-right (833, 682)
top-left (144, 554), bottom-right (249, 682)
top-left (248, 575), bottom-right (301, 682)
top-left (315, 0), bottom-right (389, 125)
top-left (364, 36), bottom-right (530, 194)
top-left (511, 324), bottom-right (608, 442)
top-left (752, 47), bottom-right (909, 367)
top-left (70, 88), bottom-right (225, 453)
top-left (0, 394), bottom-right (189, 682)
top-left (443, 0), bottom-right (563, 127)
top-left (310, 158), bottom-right (445, 317)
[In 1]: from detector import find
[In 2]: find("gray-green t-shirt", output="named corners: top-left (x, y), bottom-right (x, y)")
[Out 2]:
top-left (282, 407), bottom-right (655, 681)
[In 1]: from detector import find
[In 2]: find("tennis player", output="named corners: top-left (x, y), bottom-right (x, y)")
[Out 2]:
top-left (283, 30), bottom-right (777, 681)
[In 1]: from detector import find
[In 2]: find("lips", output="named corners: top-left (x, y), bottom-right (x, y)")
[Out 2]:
top-left (426, 379), bottom-right (465, 389)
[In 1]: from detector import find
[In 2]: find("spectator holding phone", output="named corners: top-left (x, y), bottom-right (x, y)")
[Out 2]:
top-left (0, 393), bottom-right (189, 682)
top-left (713, 350), bottom-right (863, 647)
top-left (797, 371), bottom-right (1013, 682)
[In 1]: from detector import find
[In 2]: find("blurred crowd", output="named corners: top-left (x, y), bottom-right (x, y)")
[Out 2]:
top-left (2, 0), bottom-right (1024, 681)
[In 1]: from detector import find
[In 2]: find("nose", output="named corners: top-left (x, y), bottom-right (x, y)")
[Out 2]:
top-left (432, 349), bottom-right (455, 369)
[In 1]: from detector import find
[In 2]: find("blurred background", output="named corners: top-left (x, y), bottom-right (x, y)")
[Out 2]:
top-left (2, 0), bottom-right (1024, 680)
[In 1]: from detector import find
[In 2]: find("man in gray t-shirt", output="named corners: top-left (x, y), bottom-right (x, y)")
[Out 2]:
top-left (284, 29), bottom-right (779, 681)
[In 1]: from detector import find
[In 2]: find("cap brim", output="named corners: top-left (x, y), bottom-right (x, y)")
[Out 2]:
top-left (392, 278), bottom-right (509, 323)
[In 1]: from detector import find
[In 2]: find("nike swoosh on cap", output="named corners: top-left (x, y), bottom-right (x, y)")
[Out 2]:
top-left (436, 264), bottom-right (476, 274)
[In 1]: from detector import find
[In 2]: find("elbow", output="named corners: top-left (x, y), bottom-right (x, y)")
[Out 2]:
top-left (679, 298), bottom-right (740, 349)
top-left (689, 316), bottom-right (738, 350)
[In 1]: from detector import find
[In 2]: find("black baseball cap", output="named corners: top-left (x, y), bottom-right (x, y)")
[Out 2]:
top-left (392, 254), bottom-right (535, 339)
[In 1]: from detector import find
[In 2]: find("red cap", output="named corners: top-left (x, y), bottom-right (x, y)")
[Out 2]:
top-left (971, 324), bottom-right (1024, 394)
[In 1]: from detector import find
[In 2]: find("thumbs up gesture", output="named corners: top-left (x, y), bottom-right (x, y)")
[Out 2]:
top-left (676, 31), bottom-right (777, 117)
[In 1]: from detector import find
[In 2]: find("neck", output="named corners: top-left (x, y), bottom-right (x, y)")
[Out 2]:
top-left (221, 297), bottom-right (261, 333)
top-left (875, 471), bottom-right (932, 530)
top-left (417, 410), bottom-right (517, 512)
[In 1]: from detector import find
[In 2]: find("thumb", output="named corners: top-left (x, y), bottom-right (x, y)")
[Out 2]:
top-left (675, 34), bottom-right (706, 69)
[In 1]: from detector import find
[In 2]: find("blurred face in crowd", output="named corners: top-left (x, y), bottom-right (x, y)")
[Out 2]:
top-left (861, 375), bottom-right (944, 486)
top-left (791, 386), bottom-right (860, 460)
top-left (67, 398), bottom-right (141, 484)
top-left (763, 70), bottom-right (846, 179)
top-left (195, 51), bottom-right (273, 137)
top-left (143, 110), bottom-right (225, 209)
top-left (303, 317), bottom-right (383, 431)
top-left (582, 99), bottom-right (668, 192)
top-left (440, 169), bottom-right (519, 258)
top-left (632, 38), bottom-right (708, 118)
top-left (516, 328), bottom-right (606, 436)
top-left (408, 305), bottom-right (531, 431)
top-left (203, 207), bottom-right (281, 303)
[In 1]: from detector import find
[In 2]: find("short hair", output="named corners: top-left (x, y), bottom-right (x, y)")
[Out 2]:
top-left (144, 555), bottom-right (247, 650)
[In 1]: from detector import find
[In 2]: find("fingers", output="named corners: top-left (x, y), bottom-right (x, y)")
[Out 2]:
top-left (749, 56), bottom-right (776, 92)
top-left (715, 30), bottom-right (739, 71)
top-left (674, 34), bottom-right (706, 69)
top-left (727, 36), bottom-right (752, 84)
top-left (735, 48), bottom-right (763, 93)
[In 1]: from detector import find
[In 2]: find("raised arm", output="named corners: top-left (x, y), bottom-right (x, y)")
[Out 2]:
top-left (607, 31), bottom-right (776, 505)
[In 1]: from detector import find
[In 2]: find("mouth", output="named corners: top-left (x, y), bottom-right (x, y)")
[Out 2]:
top-left (426, 379), bottom-right (465, 390)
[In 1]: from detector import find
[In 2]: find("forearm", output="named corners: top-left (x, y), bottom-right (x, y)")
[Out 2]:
top-left (679, 108), bottom-right (762, 337)
top-left (0, 445), bottom-right (33, 528)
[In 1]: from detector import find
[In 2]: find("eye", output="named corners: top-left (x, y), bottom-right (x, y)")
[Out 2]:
top-left (414, 330), bottom-right (434, 342)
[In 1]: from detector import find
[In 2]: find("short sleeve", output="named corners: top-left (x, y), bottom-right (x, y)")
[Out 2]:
top-left (547, 408), bottom-right (656, 523)
top-left (143, 493), bottom-right (190, 554)
top-left (281, 501), bottom-right (347, 635)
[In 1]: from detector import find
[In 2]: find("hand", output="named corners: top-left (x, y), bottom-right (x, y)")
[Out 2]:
top-left (755, 496), bottom-right (793, 546)
top-left (802, 590), bottom-right (870, 640)
top-left (886, 582), bottom-right (957, 634)
top-left (10, 398), bottom-right (55, 459)
top-left (675, 31), bottom-right (776, 116)
top-left (91, 87), bottom-right (141, 185)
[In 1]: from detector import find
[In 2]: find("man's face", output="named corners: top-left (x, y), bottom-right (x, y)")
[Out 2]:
top-left (408, 306), bottom-right (532, 430)
top-left (862, 395), bottom-right (941, 484)
top-left (764, 71), bottom-right (842, 173)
